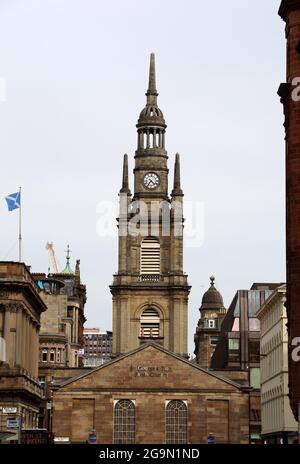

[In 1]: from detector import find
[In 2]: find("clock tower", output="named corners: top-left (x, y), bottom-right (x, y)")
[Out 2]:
top-left (110, 54), bottom-right (191, 358)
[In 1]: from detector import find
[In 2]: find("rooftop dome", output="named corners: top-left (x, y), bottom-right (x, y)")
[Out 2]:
top-left (200, 276), bottom-right (224, 310)
top-left (138, 105), bottom-right (165, 127)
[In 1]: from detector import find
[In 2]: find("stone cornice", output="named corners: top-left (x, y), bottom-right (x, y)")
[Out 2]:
top-left (279, 0), bottom-right (300, 20)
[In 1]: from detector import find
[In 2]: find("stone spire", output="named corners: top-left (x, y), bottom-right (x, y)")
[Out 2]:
top-left (62, 244), bottom-right (74, 274)
top-left (137, 53), bottom-right (166, 130)
top-left (146, 53), bottom-right (158, 106)
top-left (120, 154), bottom-right (131, 195)
top-left (75, 259), bottom-right (81, 284)
top-left (171, 153), bottom-right (183, 197)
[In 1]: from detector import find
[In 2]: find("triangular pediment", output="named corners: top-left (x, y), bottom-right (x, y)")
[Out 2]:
top-left (58, 343), bottom-right (243, 392)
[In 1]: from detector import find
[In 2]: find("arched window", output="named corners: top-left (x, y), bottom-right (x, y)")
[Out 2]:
top-left (140, 308), bottom-right (160, 338)
top-left (140, 237), bottom-right (160, 276)
top-left (113, 400), bottom-right (136, 444)
top-left (166, 400), bottom-right (188, 444)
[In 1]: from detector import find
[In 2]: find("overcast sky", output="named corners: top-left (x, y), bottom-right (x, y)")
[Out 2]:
top-left (0, 0), bottom-right (286, 355)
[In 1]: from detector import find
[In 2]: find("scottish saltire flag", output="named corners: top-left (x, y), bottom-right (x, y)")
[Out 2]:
top-left (5, 191), bottom-right (20, 211)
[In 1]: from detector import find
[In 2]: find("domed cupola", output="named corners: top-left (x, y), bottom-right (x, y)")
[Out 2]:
top-left (200, 276), bottom-right (225, 312)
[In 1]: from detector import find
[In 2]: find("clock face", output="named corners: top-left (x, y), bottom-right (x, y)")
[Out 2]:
top-left (143, 172), bottom-right (160, 190)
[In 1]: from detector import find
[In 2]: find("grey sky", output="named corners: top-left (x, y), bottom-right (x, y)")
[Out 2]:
top-left (0, 0), bottom-right (286, 355)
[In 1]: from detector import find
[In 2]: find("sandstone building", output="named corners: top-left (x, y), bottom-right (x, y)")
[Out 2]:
top-left (211, 283), bottom-right (283, 443)
top-left (51, 54), bottom-right (251, 444)
top-left (0, 262), bottom-right (46, 442)
top-left (110, 53), bottom-right (190, 358)
top-left (194, 277), bottom-right (226, 369)
top-left (278, 0), bottom-right (300, 420)
top-left (52, 343), bottom-right (250, 444)
top-left (33, 252), bottom-right (86, 429)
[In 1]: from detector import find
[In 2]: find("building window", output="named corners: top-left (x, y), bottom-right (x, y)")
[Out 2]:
top-left (165, 400), bottom-right (188, 444)
top-left (228, 338), bottom-right (240, 362)
top-left (49, 350), bottom-right (55, 363)
top-left (140, 308), bottom-right (160, 338)
top-left (113, 400), bottom-right (135, 444)
top-left (140, 237), bottom-right (160, 275)
top-left (232, 317), bottom-right (240, 331)
top-left (250, 368), bottom-right (261, 389)
top-left (57, 349), bottom-right (61, 363)
top-left (208, 319), bottom-right (216, 329)
top-left (210, 336), bottom-right (219, 346)
top-left (249, 339), bottom-right (260, 363)
top-left (249, 318), bottom-right (260, 332)
top-left (38, 376), bottom-right (45, 391)
top-left (228, 338), bottom-right (239, 351)
top-left (42, 349), bottom-right (48, 362)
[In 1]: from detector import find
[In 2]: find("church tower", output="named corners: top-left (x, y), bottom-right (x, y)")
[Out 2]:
top-left (110, 54), bottom-right (190, 358)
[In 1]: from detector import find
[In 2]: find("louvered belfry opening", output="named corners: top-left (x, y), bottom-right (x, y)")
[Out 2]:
top-left (140, 308), bottom-right (160, 338)
top-left (140, 237), bottom-right (160, 277)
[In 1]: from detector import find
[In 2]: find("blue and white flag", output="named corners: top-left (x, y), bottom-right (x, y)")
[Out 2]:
top-left (5, 191), bottom-right (20, 211)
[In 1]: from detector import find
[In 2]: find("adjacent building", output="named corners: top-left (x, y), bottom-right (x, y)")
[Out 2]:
top-left (32, 254), bottom-right (87, 429)
top-left (278, 0), bottom-right (300, 420)
top-left (0, 262), bottom-right (46, 442)
top-left (257, 285), bottom-right (298, 443)
top-left (211, 283), bottom-right (283, 443)
top-left (194, 276), bottom-right (227, 369)
top-left (83, 328), bottom-right (112, 367)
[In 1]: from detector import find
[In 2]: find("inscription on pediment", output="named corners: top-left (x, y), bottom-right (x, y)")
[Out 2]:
top-left (132, 365), bottom-right (171, 377)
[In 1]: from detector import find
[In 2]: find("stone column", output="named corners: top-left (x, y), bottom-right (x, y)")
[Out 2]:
top-left (158, 130), bottom-right (162, 148)
top-left (21, 311), bottom-right (26, 370)
top-left (26, 315), bottom-right (30, 373)
top-left (29, 320), bottom-right (35, 376)
top-left (3, 308), bottom-right (11, 367)
top-left (15, 306), bottom-right (23, 367)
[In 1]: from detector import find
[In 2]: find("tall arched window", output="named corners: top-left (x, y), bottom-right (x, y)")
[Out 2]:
top-left (140, 308), bottom-right (160, 339)
top-left (113, 400), bottom-right (136, 444)
top-left (140, 237), bottom-right (160, 276)
top-left (166, 400), bottom-right (188, 444)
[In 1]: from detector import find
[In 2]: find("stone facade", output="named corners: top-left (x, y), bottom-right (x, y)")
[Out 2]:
top-left (110, 54), bottom-right (190, 358)
top-left (278, 0), bottom-right (300, 419)
top-left (0, 262), bottom-right (46, 441)
top-left (52, 343), bottom-right (250, 444)
top-left (257, 285), bottom-right (298, 443)
top-left (32, 258), bottom-right (86, 430)
top-left (194, 277), bottom-right (227, 368)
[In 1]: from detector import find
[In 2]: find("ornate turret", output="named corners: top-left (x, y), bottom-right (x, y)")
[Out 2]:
top-left (194, 277), bottom-right (226, 368)
top-left (200, 276), bottom-right (225, 312)
top-left (133, 53), bottom-right (169, 201)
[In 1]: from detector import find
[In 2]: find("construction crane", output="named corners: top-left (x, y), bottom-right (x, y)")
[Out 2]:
top-left (46, 242), bottom-right (59, 274)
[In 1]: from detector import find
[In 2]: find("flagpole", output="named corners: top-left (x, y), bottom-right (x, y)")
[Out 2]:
top-left (18, 187), bottom-right (22, 262)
